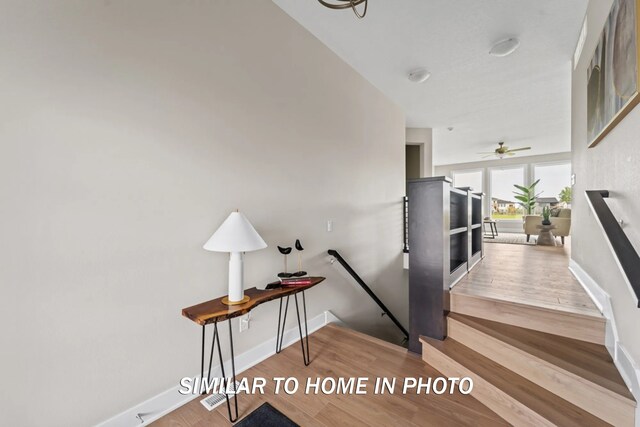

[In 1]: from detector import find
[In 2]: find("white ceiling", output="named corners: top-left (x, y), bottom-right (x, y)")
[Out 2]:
top-left (272, 0), bottom-right (588, 165)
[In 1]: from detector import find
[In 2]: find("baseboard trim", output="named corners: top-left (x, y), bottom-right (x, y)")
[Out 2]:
top-left (568, 259), bottom-right (616, 351)
top-left (568, 259), bottom-right (607, 313)
top-left (569, 259), bottom-right (640, 426)
top-left (96, 310), bottom-right (342, 427)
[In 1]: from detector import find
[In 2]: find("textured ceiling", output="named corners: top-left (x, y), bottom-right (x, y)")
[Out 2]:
top-left (273, 0), bottom-right (588, 165)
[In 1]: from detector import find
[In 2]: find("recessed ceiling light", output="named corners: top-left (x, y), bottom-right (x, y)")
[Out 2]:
top-left (408, 68), bottom-right (431, 83)
top-left (489, 38), bottom-right (520, 57)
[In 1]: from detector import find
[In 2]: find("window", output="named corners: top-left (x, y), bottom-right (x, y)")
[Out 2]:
top-left (490, 166), bottom-right (525, 220)
top-left (534, 163), bottom-right (572, 208)
top-left (452, 169), bottom-right (483, 192)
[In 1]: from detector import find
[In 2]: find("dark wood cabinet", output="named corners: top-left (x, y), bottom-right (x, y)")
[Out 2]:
top-left (407, 177), bottom-right (484, 353)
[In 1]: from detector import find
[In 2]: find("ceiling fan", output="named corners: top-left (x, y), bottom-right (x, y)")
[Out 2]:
top-left (478, 142), bottom-right (531, 159)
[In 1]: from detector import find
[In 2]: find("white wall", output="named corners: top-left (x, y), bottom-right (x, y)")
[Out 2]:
top-left (571, 0), bottom-right (640, 372)
top-left (0, 1), bottom-right (406, 425)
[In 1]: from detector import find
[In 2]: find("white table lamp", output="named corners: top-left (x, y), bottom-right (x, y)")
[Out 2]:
top-left (203, 211), bottom-right (267, 305)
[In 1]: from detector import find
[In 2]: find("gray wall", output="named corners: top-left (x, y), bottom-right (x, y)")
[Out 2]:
top-left (406, 145), bottom-right (421, 180)
top-left (571, 0), bottom-right (640, 366)
top-left (406, 127), bottom-right (434, 178)
top-left (0, 1), bottom-right (406, 425)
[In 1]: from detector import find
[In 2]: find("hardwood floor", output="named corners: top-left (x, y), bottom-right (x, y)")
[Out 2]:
top-left (453, 241), bottom-right (601, 317)
top-left (152, 324), bottom-right (507, 427)
top-left (154, 240), bottom-right (627, 426)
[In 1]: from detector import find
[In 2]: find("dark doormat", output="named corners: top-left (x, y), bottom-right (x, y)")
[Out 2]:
top-left (234, 402), bottom-right (299, 427)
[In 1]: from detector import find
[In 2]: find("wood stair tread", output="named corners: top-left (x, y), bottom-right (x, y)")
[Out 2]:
top-left (420, 336), bottom-right (611, 427)
top-left (449, 292), bottom-right (606, 344)
top-left (451, 291), bottom-right (605, 320)
top-left (448, 313), bottom-right (635, 402)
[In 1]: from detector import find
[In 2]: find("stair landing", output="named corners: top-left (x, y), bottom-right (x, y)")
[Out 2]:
top-left (453, 242), bottom-right (600, 317)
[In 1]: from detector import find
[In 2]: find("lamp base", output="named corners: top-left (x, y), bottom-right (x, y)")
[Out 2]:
top-left (222, 295), bottom-right (251, 306)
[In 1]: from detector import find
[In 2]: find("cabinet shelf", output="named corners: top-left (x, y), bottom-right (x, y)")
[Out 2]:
top-left (450, 187), bottom-right (468, 196)
top-left (450, 260), bottom-right (467, 274)
top-left (450, 190), bottom-right (468, 230)
top-left (407, 176), bottom-right (484, 350)
top-left (450, 227), bottom-right (467, 235)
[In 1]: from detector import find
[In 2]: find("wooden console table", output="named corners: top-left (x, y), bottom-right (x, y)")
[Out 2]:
top-left (182, 276), bottom-right (325, 421)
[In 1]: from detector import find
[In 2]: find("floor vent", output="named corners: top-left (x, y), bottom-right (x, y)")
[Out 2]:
top-left (200, 381), bottom-right (241, 411)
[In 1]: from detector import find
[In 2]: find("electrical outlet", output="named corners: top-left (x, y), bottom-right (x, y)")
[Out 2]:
top-left (239, 313), bottom-right (250, 332)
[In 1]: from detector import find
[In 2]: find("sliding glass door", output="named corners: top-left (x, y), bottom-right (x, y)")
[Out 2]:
top-left (489, 166), bottom-right (525, 220)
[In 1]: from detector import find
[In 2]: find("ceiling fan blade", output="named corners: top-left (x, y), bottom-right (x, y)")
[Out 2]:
top-left (477, 152), bottom-right (496, 154)
top-left (506, 152), bottom-right (516, 156)
top-left (507, 147), bottom-right (531, 152)
top-left (482, 154), bottom-right (496, 158)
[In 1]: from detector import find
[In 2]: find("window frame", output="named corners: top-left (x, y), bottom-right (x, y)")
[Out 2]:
top-left (487, 164), bottom-right (527, 222)
top-left (532, 160), bottom-right (572, 202)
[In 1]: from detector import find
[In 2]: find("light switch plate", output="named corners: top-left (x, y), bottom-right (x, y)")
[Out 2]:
top-left (239, 314), bottom-right (250, 332)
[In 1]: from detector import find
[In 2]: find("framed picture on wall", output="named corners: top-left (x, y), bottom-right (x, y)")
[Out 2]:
top-left (587, 0), bottom-right (640, 147)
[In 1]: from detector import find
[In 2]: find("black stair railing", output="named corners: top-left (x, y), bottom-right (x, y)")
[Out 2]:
top-left (403, 196), bottom-right (409, 253)
top-left (586, 190), bottom-right (640, 307)
top-left (327, 249), bottom-right (409, 340)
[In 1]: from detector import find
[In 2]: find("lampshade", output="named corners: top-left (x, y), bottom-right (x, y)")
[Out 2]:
top-left (203, 212), bottom-right (267, 253)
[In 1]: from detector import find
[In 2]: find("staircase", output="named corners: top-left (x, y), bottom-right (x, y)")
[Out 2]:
top-left (420, 297), bottom-right (636, 426)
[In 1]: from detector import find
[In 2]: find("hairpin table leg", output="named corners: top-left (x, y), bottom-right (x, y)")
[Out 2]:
top-left (200, 325), bottom-right (205, 395)
top-left (275, 296), bottom-right (289, 354)
top-left (294, 291), bottom-right (310, 366)
top-left (214, 321), bottom-right (238, 422)
top-left (206, 323), bottom-right (218, 386)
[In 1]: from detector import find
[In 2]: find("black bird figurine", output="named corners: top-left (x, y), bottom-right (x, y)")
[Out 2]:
top-left (277, 246), bottom-right (293, 278)
top-left (292, 239), bottom-right (307, 277)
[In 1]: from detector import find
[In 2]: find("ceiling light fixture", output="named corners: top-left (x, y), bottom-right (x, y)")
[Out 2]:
top-left (408, 68), bottom-right (431, 83)
top-left (317, 0), bottom-right (368, 19)
top-left (489, 38), bottom-right (520, 57)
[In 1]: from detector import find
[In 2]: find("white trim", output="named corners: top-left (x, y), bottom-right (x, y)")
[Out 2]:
top-left (569, 259), bottom-right (616, 353)
top-left (568, 259), bottom-right (639, 424)
top-left (96, 310), bottom-right (342, 427)
top-left (568, 259), bottom-right (607, 313)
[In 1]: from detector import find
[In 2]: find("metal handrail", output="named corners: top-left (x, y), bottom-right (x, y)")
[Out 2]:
top-left (327, 249), bottom-right (409, 339)
top-left (586, 190), bottom-right (640, 307)
top-left (403, 196), bottom-right (409, 253)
